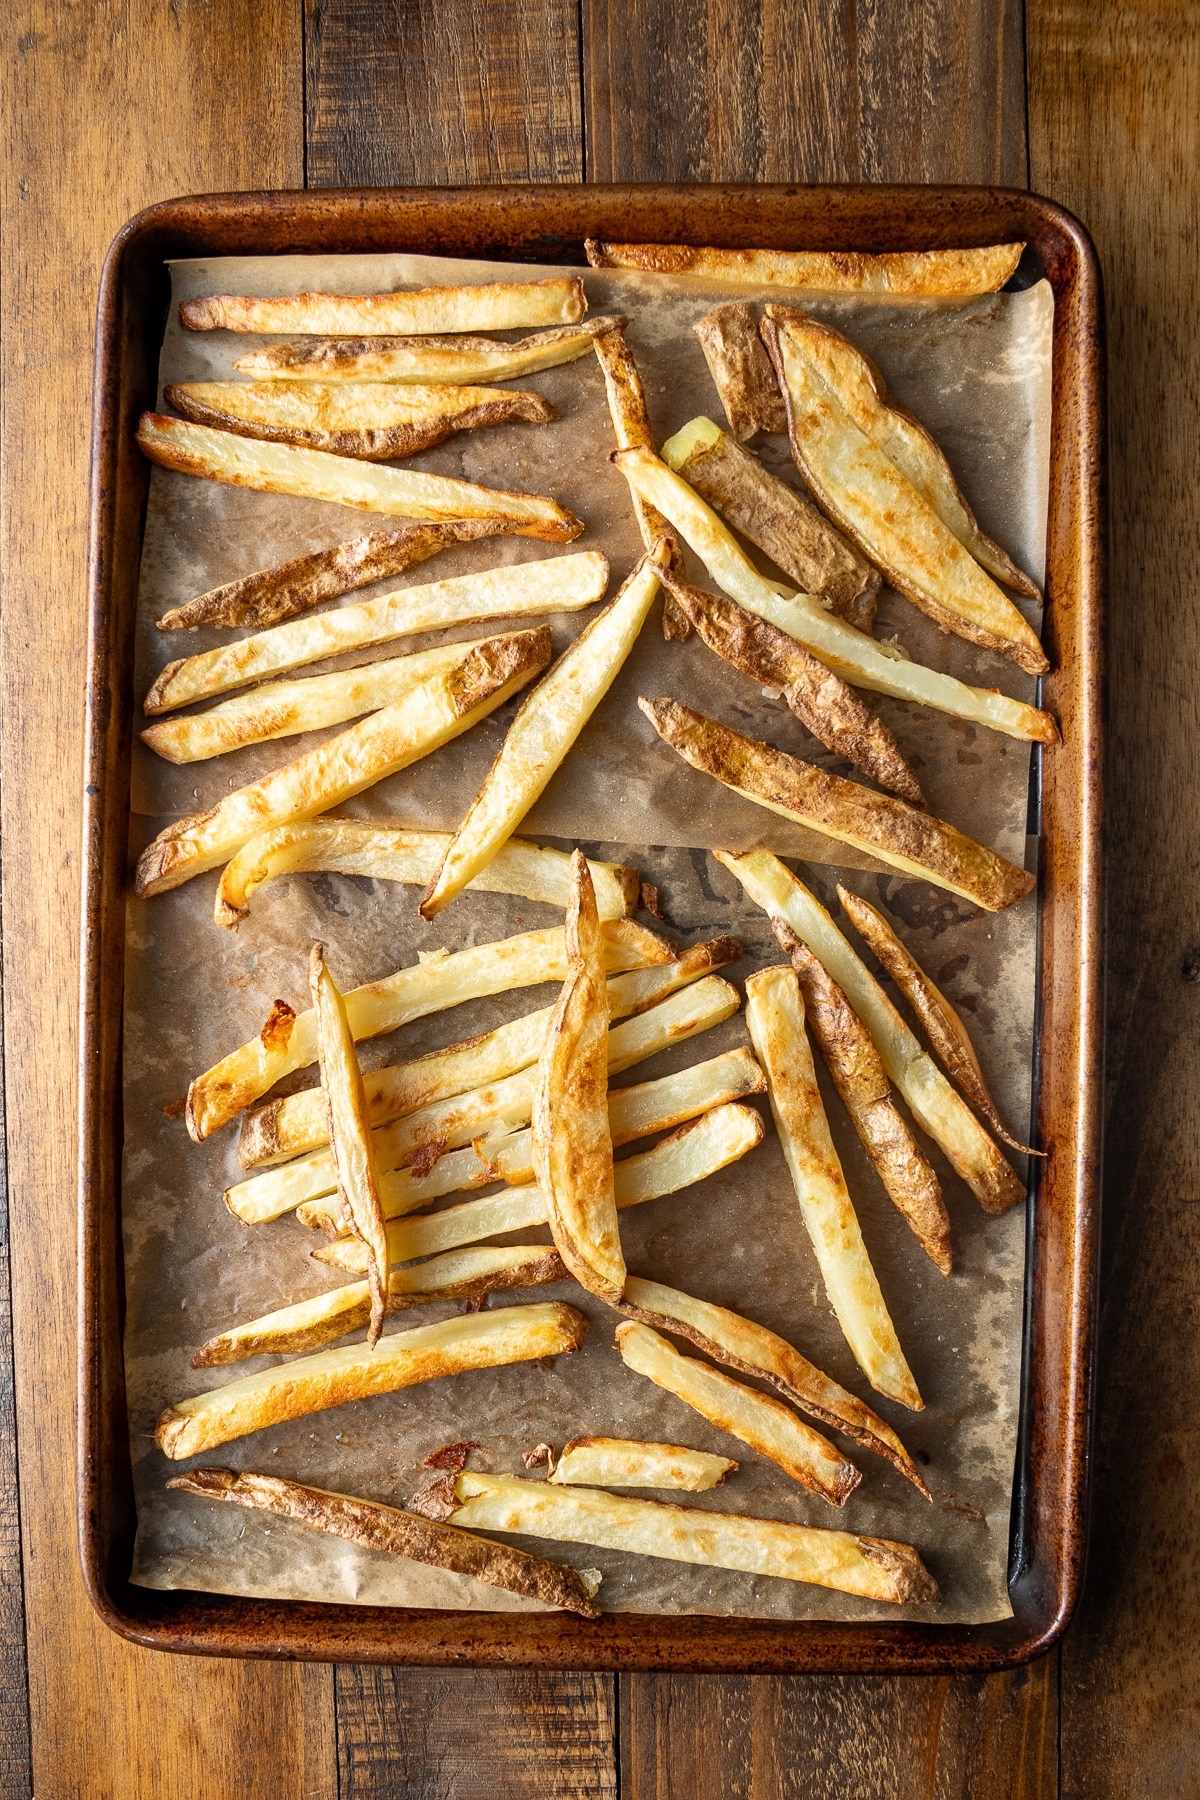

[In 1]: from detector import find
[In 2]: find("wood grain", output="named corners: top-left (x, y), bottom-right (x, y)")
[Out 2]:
top-left (0, 1068), bottom-right (31, 1795)
top-left (0, 5), bottom-right (336, 1797)
top-left (1028, 1), bottom-right (1200, 1794)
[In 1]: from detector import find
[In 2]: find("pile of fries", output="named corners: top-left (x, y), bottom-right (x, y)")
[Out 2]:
top-left (135, 241), bottom-right (1050, 1616)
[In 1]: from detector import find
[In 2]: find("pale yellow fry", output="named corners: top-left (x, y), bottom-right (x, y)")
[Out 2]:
top-left (234, 317), bottom-right (629, 384)
top-left (297, 1133), bottom-right (536, 1235)
top-left (615, 1321), bottom-right (859, 1503)
top-left (585, 238), bottom-right (1021, 298)
top-left (614, 446), bottom-right (1057, 745)
top-left (716, 851), bottom-right (1025, 1215)
top-left (180, 278), bottom-right (587, 335)
top-left (744, 965), bottom-right (921, 1409)
top-left (548, 1437), bottom-right (736, 1491)
top-left (136, 629), bottom-right (549, 898)
top-left (144, 551), bottom-right (608, 714)
top-left (420, 551), bottom-right (666, 917)
top-left (591, 330), bottom-right (683, 612)
top-left (155, 1302), bottom-right (587, 1460)
top-left (217, 823), bottom-right (638, 928)
top-left (451, 1472), bottom-right (939, 1603)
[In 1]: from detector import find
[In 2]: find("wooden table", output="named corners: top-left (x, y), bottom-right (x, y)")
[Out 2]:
top-left (1, 2), bottom-right (1194, 1793)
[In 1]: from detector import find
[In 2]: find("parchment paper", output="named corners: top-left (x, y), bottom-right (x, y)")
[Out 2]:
top-left (125, 250), bottom-right (1053, 1626)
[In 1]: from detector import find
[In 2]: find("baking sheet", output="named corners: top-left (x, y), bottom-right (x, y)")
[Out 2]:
top-left (125, 250), bottom-right (1052, 1626)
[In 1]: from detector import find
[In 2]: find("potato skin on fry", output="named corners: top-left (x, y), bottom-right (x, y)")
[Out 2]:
top-left (693, 302), bottom-right (788, 438)
top-left (234, 316), bottom-right (630, 384)
top-left (586, 238), bottom-right (1021, 298)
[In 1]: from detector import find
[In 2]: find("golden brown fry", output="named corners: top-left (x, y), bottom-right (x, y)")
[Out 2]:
top-left (310, 943), bottom-right (390, 1347)
top-left (615, 1321), bottom-right (860, 1504)
top-left (450, 1471), bottom-right (939, 1603)
top-left (585, 238), bottom-right (1022, 297)
top-left (658, 570), bottom-right (922, 805)
top-left (155, 1301), bottom-right (588, 1459)
top-left (761, 314), bottom-right (1048, 674)
top-left (180, 277), bottom-right (588, 335)
top-left (660, 415), bottom-right (879, 631)
top-left (135, 627), bottom-right (551, 897)
top-left (168, 1467), bottom-right (601, 1617)
top-left (234, 316), bottom-right (629, 384)
top-left (776, 923), bottom-right (951, 1273)
top-left (532, 852), bottom-right (624, 1303)
top-left (838, 890), bottom-right (1038, 1155)
top-left (591, 326), bottom-right (687, 636)
top-left (640, 696), bottom-right (1035, 913)
top-left (693, 302), bottom-right (788, 438)
top-left (548, 1437), bottom-right (736, 1491)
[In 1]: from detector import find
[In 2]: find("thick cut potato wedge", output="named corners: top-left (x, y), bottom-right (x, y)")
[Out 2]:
top-left (235, 316), bottom-right (630, 384)
top-left (136, 414), bottom-right (583, 539)
top-left (590, 327), bottom-right (686, 636)
top-left (145, 550), bottom-right (608, 715)
top-left (168, 1467), bottom-right (600, 1616)
top-left (585, 238), bottom-right (1021, 297)
top-left (715, 851), bottom-right (1025, 1214)
top-left (616, 1321), bottom-right (859, 1504)
top-left (658, 570), bottom-right (922, 805)
top-left (660, 415), bottom-right (878, 631)
top-left (641, 696), bottom-right (1035, 913)
top-left (761, 314), bottom-right (1048, 673)
top-left (157, 522), bottom-right (515, 631)
top-left (778, 926), bottom-right (951, 1273)
top-left (613, 447), bottom-right (1058, 744)
top-left (744, 966), bottom-right (921, 1409)
top-left (187, 916), bottom-right (671, 1142)
top-left (181, 278), bottom-right (587, 335)
top-left (693, 302), bottom-right (788, 438)
top-left (548, 1437), bottom-right (736, 1491)
top-left (165, 380), bottom-right (558, 461)
top-left (838, 890), bottom-right (1038, 1156)
top-left (155, 1301), bottom-right (587, 1459)
top-left (310, 943), bottom-right (390, 1346)
top-left (192, 1245), bottom-right (568, 1365)
top-left (421, 548), bottom-right (667, 918)
top-left (450, 1471), bottom-right (939, 1604)
top-left (218, 822), bottom-right (638, 929)
top-left (135, 628), bottom-right (551, 897)
top-left (532, 854), bottom-right (624, 1302)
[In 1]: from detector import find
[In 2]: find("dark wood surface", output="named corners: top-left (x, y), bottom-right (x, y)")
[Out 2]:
top-left (1, 0), bottom-right (1193, 1792)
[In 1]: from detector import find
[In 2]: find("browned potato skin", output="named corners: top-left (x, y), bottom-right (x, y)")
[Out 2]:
top-left (167, 1467), bottom-right (600, 1617)
top-left (234, 315), bottom-right (630, 381)
top-left (774, 922), bottom-right (952, 1275)
top-left (658, 570), bottom-right (923, 806)
top-left (693, 302), bottom-right (788, 438)
top-left (585, 239), bottom-right (1022, 297)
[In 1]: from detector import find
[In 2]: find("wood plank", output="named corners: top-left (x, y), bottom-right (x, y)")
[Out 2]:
top-left (0, 1055), bottom-right (32, 1794)
top-left (1027, 2), bottom-right (1200, 1794)
top-left (0, 6), bottom-right (337, 1797)
top-left (582, 0), bottom-right (1027, 183)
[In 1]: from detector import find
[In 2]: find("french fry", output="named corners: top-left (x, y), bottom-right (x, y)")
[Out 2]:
top-left (618, 1275), bottom-right (930, 1498)
top-left (187, 916), bottom-right (671, 1142)
top-left (310, 943), bottom-right (390, 1347)
top-left (136, 414), bottom-right (583, 540)
top-left (715, 851), bottom-right (1025, 1214)
top-left (191, 1245), bottom-right (568, 1365)
top-left (155, 1301), bottom-right (588, 1459)
top-left (142, 641), bottom-right (478, 765)
top-left (761, 313), bottom-right (1048, 674)
top-left (217, 822), bottom-right (638, 929)
top-left (315, 1102), bottom-right (764, 1275)
top-left (420, 548), bottom-right (667, 918)
top-left (660, 414), bottom-right (879, 631)
top-left (531, 853), bottom-right (624, 1302)
top-left (615, 1321), bottom-right (860, 1504)
top-left (144, 550), bottom-right (609, 714)
top-left (837, 890), bottom-right (1038, 1156)
top-left (585, 237), bottom-right (1021, 298)
top-left (135, 627), bottom-right (552, 898)
top-left (449, 1472), bottom-right (939, 1604)
top-left (693, 302), bottom-right (788, 438)
top-left (750, 311), bottom-right (1039, 599)
top-left (238, 938), bottom-right (739, 1167)
top-left (181, 278), bottom-right (588, 336)
top-left (657, 570), bottom-right (922, 805)
top-left (164, 380), bottom-right (558, 461)
top-left (168, 1467), bottom-right (600, 1617)
top-left (234, 316), bottom-right (630, 384)
top-left (640, 696), bottom-right (1035, 913)
top-left (296, 1133), bottom-right (534, 1234)
top-left (613, 446), bottom-right (1058, 745)
top-left (156, 522), bottom-right (517, 631)
top-left (548, 1437), bottom-right (736, 1491)
top-left (744, 966), bottom-right (922, 1409)
top-left (777, 925), bottom-right (951, 1274)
